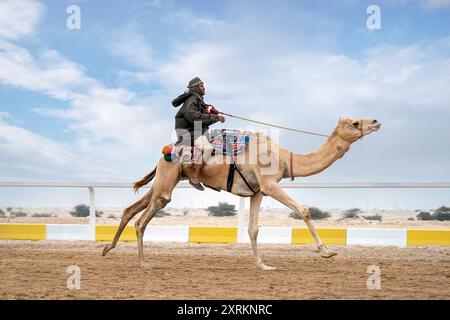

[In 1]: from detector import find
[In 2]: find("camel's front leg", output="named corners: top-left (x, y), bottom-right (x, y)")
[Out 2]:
top-left (248, 192), bottom-right (275, 270)
top-left (260, 182), bottom-right (336, 258)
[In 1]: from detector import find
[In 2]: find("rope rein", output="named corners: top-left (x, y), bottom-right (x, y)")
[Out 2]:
top-left (218, 112), bottom-right (330, 138)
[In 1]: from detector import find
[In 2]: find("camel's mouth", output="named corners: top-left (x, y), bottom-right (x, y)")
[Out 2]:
top-left (368, 122), bottom-right (381, 133)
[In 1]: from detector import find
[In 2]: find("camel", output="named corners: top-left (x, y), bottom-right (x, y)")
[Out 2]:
top-left (102, 117), bottom-right (381, 270)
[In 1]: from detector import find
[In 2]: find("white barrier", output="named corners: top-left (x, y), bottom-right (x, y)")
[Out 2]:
top-left (347, 228), bottom-right (407, 247)
top-left (143, 226), bottom-right (189, 242)
top-left (242, 227), bottom-right (292, 244)
top-left (46, 224), bottom-right (90, 241)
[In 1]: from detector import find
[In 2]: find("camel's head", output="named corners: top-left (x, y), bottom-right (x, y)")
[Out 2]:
top-left (335, 117), bottom-right (381, 142)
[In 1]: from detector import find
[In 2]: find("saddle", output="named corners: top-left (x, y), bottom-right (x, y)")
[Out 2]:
top-left (161, 130), bottom-right (256, 194)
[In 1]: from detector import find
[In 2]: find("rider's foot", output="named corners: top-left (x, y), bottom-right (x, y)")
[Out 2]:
top-left (189, 179), bottom-right (205, 191)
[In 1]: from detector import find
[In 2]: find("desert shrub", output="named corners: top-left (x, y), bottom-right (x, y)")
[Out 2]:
top-left (107, 214), bottom-right (116, 219)
top-left (31, 213), bottom-right (52, 218)
top-left (70, 204), bottom-right (103, 217)
top-left (343, 208), bottom-right (361, 219)
top-left (289, 207), bottom-right (330, 220)
top-left (155, 209), bottom-right (170, 218)
top-left (0, 209), bottom-right (5, 217)
top-left (206, 202), bottom-right (237, 217)
top-left (289, 211), bottom-right (300, 219)
top-left (10, 211), bottom-right (27, 217)
top-left (433, 206), bottom-right (450, 221)
top-left (362, 214), bottom-right (382, 221)
top-left (407, 217), bottom-right (415, 221)
top-left (6, 207), bottom-right (13, 213)
top-left (308, 207), bottom-right (331, 220)
top-left (183, 210), bottom-right (188, 216)
top-left (417, 211), bottom-right (433, 221)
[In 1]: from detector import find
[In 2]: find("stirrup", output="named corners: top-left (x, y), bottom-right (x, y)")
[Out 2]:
top-left (189, 180), bottom-right (205, 191)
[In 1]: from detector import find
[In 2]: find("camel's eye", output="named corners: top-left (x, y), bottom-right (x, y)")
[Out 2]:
top-left (352, 121), bottom-right (360, 127)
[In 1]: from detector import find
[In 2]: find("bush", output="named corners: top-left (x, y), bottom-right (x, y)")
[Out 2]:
top-left (417, 211), bottom-right (433, 221)
top-left (407, 217), bottom-right (415, 221)
top-left (10, 211), bottom-right (27, 217)
top-left (343, 208), bottom-right (361, 219)
top-left (0, 209), bottom-right (5, 217)
top-left (206, 202), bottom-right (237, 217)
top-left (416, 207), bottom-right (450, 221)
top-left (308, 207), bottom-right (331, 220)
top-left (70, 204), bottom-right (103, 217)
top-left (289, 207), bottom-right (330, 220)
top-left (362, 214), bottom-right (382, 221)
top-left (155, 209), bottom-right (170, 218)
top-left (435, 205), bottom-right (450, 213)
top-left (433, 206), bottom-right (450, 221)
top-left (6, 207), bottom-right (13, 213)
top-left (289, 211), bottom-right (300, 219)
top-left (107, 214), bottom-right (117, 219)
top-left (31, 213), bottom-right (52, 218)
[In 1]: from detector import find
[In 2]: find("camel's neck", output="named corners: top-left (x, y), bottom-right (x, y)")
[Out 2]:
top-left (283, 131), bottom-right (352, 178)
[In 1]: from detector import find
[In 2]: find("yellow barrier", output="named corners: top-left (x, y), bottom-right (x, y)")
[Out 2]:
top-left (0, 224), bottom-right (46, 240)
top-left (292, 228), bottom-right (346, 245)
top-left (407, 229), bottom-right (450, 246)
top-left (95, 225), bottom-right (137, 242)
top-left (189, 226), bottom-right (237, 244)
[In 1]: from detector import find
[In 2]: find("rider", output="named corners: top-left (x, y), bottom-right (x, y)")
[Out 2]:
top-left (173, 77), bottom-right (225, 191)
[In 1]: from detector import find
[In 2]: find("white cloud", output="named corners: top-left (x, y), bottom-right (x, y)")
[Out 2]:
top-left (162, 7), bottom-right (224, 29)
top-left (106, 30), bottom-right (156, 70)
top-left (0, 35), bottom-right (169, 161)
top-left (0, 114), bottom-right (116, 179)
top-left (0, 29), bottom-right (169, 179)
top-left (0, 0), bottom-right (44, 40)
top-left (0, 40), bottom-right (95, 100)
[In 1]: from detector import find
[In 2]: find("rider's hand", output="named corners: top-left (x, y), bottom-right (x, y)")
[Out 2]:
top-left (208, 105), bottom-right (220, 115)
top-left (218, 115), bottom-right (225, 123)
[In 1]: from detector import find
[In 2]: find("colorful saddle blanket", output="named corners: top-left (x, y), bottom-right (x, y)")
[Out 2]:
top-left (161, 129), bottom-right (252, 164)
top-left (209, 129), bottom-right (252, 156)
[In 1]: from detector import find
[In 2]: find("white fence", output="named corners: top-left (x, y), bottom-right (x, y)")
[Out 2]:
top-left (1, 181), bottom-right (449, 241)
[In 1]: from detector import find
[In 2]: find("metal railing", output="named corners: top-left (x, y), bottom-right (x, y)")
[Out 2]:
top-left (1, 181), bottom-right (449, 241)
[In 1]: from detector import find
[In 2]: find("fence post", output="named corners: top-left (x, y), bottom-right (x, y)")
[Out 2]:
top-left (237, 197), bottom-right (246, 243)
top-left (88, 187), bottom-right (96, 241)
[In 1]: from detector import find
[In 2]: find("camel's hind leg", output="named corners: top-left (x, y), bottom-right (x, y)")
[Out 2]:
top-left (102, 189), bottom-right (153, 256)
top-left (135, 159), bottom-right (181, 267)
top-left (248, 192), bottom-right (275, 270)
top-left (260, 182), bottom-right (336, 258)
top-left (135, 194), bottom-right (170, 267)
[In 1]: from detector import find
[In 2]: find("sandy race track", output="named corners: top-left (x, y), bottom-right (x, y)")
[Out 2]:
top-left (0, 240), bottom-right (449, 300)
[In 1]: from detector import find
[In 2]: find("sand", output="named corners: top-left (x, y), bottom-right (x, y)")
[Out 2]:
top-left (0, 240), bottom-right (449, 299)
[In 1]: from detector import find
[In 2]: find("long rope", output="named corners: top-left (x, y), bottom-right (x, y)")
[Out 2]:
top-left (219, 111), bottom-right (330, 138)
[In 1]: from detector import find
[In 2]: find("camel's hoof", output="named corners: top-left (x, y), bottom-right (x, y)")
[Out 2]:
top-left (102, 245), bottom-right (111, 256)
top-left (321, 251), bottom-right (337, 258)
top-left (257, 264), bottom-right (276, 271)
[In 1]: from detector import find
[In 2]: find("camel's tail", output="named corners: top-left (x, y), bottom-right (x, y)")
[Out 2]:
top-left (133, 166), bottom-right (157, 193)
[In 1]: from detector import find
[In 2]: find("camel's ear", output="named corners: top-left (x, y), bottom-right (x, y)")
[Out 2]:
top-left (339, 117), bottom-right (346, 124)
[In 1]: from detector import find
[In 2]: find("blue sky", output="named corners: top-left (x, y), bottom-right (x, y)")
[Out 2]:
top-left (1, 0), bottom-right (450, 209)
